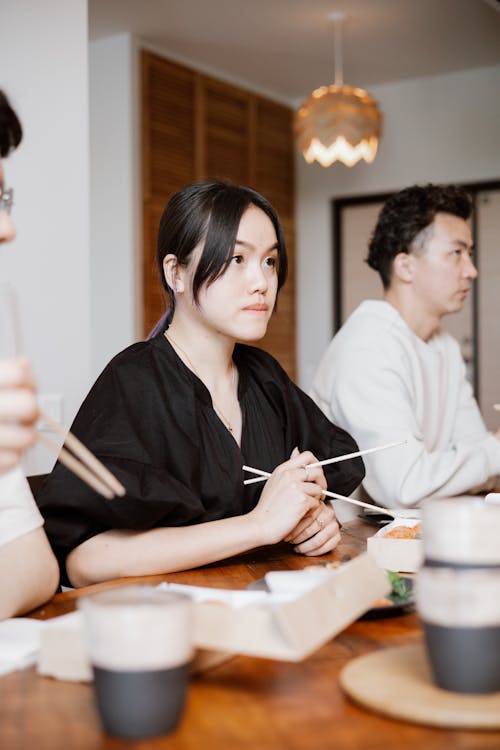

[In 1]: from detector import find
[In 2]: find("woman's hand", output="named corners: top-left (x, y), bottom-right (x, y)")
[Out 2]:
top-left (248, 448), bottom-right (329, 546)
top-left (0, 358), bottom-right (39, 473)
top-left (285, 501), bottom-right (341, 556)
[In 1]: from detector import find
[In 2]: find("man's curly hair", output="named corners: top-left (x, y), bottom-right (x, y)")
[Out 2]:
top-left (0, 90), bottom-right (22, 158)
top-left (366, 184), bottom-right (472, 289)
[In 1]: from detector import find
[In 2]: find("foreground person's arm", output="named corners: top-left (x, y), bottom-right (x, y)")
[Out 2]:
top-left (67, 451), bottom-right (337, 587)
top-left (0, 528), bottom-right (59, 619)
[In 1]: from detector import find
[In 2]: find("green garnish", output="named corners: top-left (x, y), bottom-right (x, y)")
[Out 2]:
top-left (386, 571), bottom-right (411, 599)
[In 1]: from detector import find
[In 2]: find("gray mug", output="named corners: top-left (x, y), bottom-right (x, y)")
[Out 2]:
top-left (417, 498), bottom-right (500, 694)
top-left (79, 586), bottom-right (193, 739)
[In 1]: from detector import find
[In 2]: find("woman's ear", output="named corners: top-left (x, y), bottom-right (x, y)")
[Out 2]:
top-left (392, 252), bottom-right (415, 284)
top-left (163, 254), bottom-right (184, 293)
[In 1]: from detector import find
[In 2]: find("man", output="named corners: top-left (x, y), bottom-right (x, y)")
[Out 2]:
top-left (0, 89), bottom-right (59, 618)
top-left (311, 184), bottom-right (500, 507)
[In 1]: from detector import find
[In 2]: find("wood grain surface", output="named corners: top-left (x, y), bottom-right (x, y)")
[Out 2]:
top-left (2, 521), bottom-right (500, 749)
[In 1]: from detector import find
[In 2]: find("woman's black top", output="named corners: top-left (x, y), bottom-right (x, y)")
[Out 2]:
top-left (37, 335), bottom-right (364, 584)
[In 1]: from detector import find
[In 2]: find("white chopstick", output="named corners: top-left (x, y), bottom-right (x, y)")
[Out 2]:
top-left (322, 489), bottom-right (399, 518)
top-left (38, 410), bottom-right (126, 499)
top-left (242, 459), bottom-right (399, 517)
top-left (243, 440), bottom-right (406, 486)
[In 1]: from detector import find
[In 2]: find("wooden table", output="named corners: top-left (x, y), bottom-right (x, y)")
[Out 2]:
top-left (1, 520), bottom-right (499, 749)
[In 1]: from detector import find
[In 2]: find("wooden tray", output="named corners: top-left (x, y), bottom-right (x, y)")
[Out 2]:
top-left (340, 643), bottom-right (500, 729)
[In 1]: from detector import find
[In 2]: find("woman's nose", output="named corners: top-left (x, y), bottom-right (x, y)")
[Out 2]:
top-left (247, 261), bottom-right (268, 293)
top-left (0, 210), bottom-right (16, 244)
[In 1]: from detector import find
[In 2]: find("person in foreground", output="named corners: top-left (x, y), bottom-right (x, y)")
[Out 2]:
top-left (311, 183), bottom-right (500, 508)
top-left (0, 89), bottom-right (59, 619)
top-left (38, 181), bottom-right (364, 587)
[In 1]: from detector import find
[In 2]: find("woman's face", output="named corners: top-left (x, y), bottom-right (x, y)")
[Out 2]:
top-left (0, 162), bottom-right (16, 245)
top-left (184, 204), bottom-right (280, 342)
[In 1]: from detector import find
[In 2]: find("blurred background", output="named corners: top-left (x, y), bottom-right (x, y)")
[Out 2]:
top-left (0, 0), bottom-right (499, 472)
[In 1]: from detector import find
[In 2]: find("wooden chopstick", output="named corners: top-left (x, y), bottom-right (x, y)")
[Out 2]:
top-left (37, 432), bottom-right (115, 499)
top-left (243, 440), bottom-right (406, 486)
top-left (38, 410), bottom-right (126, 498)
top-left (241, 460), bottom-right (399, 517)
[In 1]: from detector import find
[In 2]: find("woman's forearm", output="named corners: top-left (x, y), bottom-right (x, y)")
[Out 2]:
top-left (66, 513), bottom-right (265, 587)
top-left (0, 528), bottom-right (59, 619)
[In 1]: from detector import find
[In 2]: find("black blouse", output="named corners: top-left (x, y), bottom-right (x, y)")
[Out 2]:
top-left (37, 335), bottom-right (364, 583)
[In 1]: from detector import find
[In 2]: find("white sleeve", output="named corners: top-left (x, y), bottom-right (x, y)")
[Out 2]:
top-left (0, 467), bottom-right (44, 547)
top-left (315, 341), bottom-right (500, 508)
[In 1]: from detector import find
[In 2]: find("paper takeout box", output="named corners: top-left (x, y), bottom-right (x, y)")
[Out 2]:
top-left (37, 552), bottom-right (388, 680)
top-left (367, 519), bottom-right (423, 573)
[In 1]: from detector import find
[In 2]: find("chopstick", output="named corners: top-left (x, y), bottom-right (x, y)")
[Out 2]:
top-left (243, 440), bottom-right (406, 486)
top-left (37, 410), bottom-right (126, 499)
top-left (242, 460), bottom-right (399, 517)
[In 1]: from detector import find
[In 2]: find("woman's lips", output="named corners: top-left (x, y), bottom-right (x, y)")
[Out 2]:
top-left (243, 304), bottom-right (268, 312)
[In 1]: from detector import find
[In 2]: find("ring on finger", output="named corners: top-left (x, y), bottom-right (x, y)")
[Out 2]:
top-left (302, 464), bottom-right (310, 481)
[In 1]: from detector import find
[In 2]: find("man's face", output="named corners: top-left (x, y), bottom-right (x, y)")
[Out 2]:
top-left (409, 212), bottom-right (477, 321)
top-left (0, 160), bottom-right (16, 244)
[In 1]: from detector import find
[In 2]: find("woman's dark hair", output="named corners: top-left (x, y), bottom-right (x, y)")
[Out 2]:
top-left (0, 90), bottom-right (23, 158)
top-left (149, 180), bottom-right (287, 335)
top-left (366, 183), bottom-right (472, 289)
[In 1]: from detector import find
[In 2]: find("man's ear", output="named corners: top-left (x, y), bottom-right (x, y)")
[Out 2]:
top-left (163, 254), bottom-right (185, 293)
top-left (392, 252), bottom-right (415, 283)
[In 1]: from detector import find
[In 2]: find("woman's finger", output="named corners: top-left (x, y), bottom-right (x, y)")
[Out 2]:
top-left (293, 521), bottom-right (341, 555)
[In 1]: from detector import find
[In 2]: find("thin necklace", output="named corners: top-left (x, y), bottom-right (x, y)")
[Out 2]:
top-left (165, 331), bottom-right (238, 433)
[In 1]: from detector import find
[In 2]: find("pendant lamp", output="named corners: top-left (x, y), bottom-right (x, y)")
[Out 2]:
top-left (294, 12), bottom-right (382, 168)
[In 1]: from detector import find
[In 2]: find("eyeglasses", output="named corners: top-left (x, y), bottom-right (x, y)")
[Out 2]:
top-left (0, 187), bottom-right (14, 215)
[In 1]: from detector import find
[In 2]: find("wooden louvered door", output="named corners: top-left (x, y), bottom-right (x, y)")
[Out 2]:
top-left (141, 51), bottom-right (296, 378)
top-left (141, 55), bottom-right (197, 335)
top-left (202, 77), bottom-right (252, 184)
top-left (254, 98), bottom-right (295, 378)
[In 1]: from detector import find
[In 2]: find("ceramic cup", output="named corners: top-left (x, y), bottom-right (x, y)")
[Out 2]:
top-left (417, 498), bottom-right (500, 694)
top-left (79, 586), bottom-right (193, 739)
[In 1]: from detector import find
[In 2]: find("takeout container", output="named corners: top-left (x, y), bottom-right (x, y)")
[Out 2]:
top-left (37, 552), bottom-right (388, 680)
top-left (367, 519), bottom-right (423, 573)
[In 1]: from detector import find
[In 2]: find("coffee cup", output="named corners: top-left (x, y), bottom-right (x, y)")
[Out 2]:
top-left (79, 586), bottom-right (193, 739)
top-left (416, 497), bottom-right (500, 694)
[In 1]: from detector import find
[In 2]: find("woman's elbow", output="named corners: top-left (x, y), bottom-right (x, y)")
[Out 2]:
top-left (66, 533), bottom-right (121, 587)
top-left (66, 543), bottom-right (99, 588)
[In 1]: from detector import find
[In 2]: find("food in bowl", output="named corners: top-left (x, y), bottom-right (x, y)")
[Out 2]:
top-left (384, 523), bottom-right (422, 540)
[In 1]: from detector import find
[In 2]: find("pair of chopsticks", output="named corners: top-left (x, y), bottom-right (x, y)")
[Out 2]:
top-left (37, 411), bottom-right (126, 500)
top-left (242, 440), bottom-right (407, 518)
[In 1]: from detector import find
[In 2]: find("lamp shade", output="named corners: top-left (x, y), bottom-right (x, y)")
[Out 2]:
top-left (294, 84), bottom-right (382, 167)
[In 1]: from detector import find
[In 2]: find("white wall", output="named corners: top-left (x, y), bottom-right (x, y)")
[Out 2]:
top-left (0, 0), bottom-right (91, 473)
top-left (296, 64), bottom-right (500, 389)
top-left (89, 33), bottom-right (141, 376)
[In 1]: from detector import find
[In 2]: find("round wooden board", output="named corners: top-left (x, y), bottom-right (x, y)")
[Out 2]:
top-left (340, 643), bottom-right (500, 729)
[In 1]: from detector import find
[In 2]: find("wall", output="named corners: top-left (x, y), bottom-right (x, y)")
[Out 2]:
top-left (0, 0), bottom-right (91, 473)
top-left (296, 64), bottom-right (500, 389)
top-left (89, 33), bottom-right (141, 375)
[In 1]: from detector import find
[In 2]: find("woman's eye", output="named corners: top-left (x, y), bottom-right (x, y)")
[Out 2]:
top-left (231, 255), bottom-right (243, 265)
top-left (265, 256), bottom-right (277, 268)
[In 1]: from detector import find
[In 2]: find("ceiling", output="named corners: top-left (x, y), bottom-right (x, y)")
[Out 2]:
top-left (89, 0), bottom-right (500, 105)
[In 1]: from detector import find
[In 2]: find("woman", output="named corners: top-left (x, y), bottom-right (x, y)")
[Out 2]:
top-left (0, 89), bottom-right (59, 618)
top-left (38, 181), bottom-right (364, 587)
